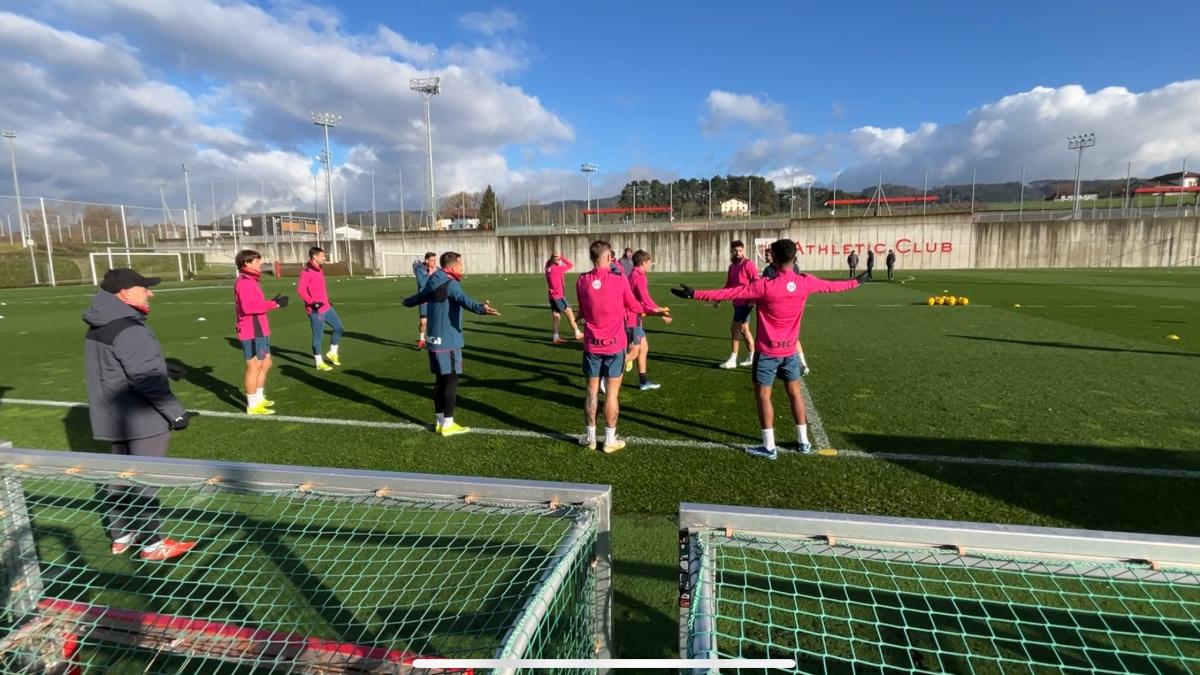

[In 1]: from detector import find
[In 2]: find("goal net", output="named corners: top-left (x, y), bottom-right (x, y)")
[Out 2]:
top-left (89, 250), bottom-right (185, 285)
top-left (1, 448), bottom-right (611, 674)
top-left (679, 503), bottom-right (1200, 674)
top-left (378, 252), bottom-right (430, 279)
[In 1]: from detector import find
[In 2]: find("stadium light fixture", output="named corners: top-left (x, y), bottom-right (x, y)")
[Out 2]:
top-left (311, 111), bottom-right (341, 260)
top-left (1067, 133), bottom-right (1095, 219)
top-left (580, 162), bottom-right (598, 232)
top-left (410, 77), bottom-right (441, 229)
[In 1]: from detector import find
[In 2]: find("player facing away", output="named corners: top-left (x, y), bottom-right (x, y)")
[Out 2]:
top-left (297, 246), bottom-right (343, 371)
top-left (413, 251), bottom-right (437, 349)
top-left (716, 240), bottom-right (759, 369)
top-left (576, 240), bottom-right (668, 453)
top-left (624, 250), bottom-right (672, 390)
top-left (761, 248), bottom-right (811, 376)
top-left (234, 250), bottom-right (288, 415)
top-left (545, 252), bottom-right (584, 344)
top-left (403, 251), bottom-right (500, 436)
top-left (673, 239), bottom-right (866, 460)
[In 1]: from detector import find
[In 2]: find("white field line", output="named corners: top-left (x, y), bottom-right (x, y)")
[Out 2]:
top-left (3, 397), bottom-right (1198, 479)
top-left (798, 380), bottom-right (831, 450)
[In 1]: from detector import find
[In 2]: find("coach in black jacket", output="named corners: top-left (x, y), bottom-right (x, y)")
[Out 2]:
top-left (83, 268), bottom-right (196, 561)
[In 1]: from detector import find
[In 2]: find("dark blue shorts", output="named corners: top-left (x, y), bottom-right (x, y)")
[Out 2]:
top-left (549, 297), bottom-right (569, 313)
top-left (583, 352), bottom-right (624, 379)
top-left (241, 337), bottom-right (270, 360)
top-left (625, 323), bottom-right (645, 346)
top-left (428, 349), bottom-right (463, 375)
top-left (753, 353), bottom-right (800, 387)
top-left (732, 304), bottom-right (754, 324)
top-left (418, 303), bottom-right (429, 318)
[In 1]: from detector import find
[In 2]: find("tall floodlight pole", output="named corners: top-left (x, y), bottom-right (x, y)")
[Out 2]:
top-left (398, 167), bottom-right (406, 232)
top-left (580, 162), bottom-right (597, 232)
top-left (370, 170), bottom-right (378, 229)
top-left (923, 170), bottom-right (929, 216)
top-left (311, 111), bottom-right (342, 261)
top-left (410, 77), bottom-right (441, 230)
top-left (2, 130), bottom-right (27, 249)
top-left (181, 163), bottom-right (196, 274)
top-left (1018, 166), bottom-right (1026, 221)
top-left (832, 171), bottom-right (842, 217)
top-left (1067, 132), bottom-right (1095, 219)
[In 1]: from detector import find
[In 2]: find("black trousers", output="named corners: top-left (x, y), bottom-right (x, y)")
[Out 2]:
top-left (887, 265), bottom-right (895, 280)
top-left (848, 265), bottom-right (856, 278)
top-left (99, 432), bottom-right (170, 545)
top-left (867, 265), bottom-right (874, 280)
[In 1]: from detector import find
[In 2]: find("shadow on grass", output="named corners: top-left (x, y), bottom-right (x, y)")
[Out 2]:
top-left (947, 334), bottom-right (1198, 358)
top-left (278, 365), bottom-right (424, 426)
top-left (166, 357), bottom-right (244, 411)
top-left (341, 330), bottom-right (405, 347)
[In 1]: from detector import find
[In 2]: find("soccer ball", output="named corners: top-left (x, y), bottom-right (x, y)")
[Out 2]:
top-left (927, 297), bottom-right (935, 306)
top-left (946, 296), bottom-right (957, 306)
top-left (960, 297), bottom-right (970, 306)
top-left (935, 296), bottom-right (945, 306)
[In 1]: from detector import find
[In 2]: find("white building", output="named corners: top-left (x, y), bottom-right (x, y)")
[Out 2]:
top-left (333, 225), bottom-right (365, 240)
top-left (1054, 193), bottom-right (1099, 202)
top-left (720, 198), bottom-right (749, 217)
top-left (449, 217), bottom-right (480, 230)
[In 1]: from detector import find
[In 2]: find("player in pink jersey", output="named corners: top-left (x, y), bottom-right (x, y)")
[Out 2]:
top-left (715, 240), bottom-right (759, 369)
top-left (544, 253), bottom-right (584, 344)
top-left (623, 250), bottom-right (672, 390)
top-left (673, 239), bottom-right (866, 460)
top-left (575, 240), bottom-right (668, 453)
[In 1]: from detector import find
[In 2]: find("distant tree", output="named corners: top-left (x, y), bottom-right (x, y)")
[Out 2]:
top-left (478, 185), bottom-right (498, 229)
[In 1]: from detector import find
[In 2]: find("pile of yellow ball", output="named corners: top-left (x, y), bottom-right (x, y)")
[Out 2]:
top-left (927, 295), bottom-right (969, 306)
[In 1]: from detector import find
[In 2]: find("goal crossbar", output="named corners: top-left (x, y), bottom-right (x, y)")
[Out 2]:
top-left (89, 250), bottom-right (184, 285)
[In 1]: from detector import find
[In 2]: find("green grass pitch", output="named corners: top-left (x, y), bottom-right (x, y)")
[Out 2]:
top-left (1, 266), bottom-right (1198, 657)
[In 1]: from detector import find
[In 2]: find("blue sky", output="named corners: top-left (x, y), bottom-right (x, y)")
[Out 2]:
top-left (2, 1), bottom-right (1199, 211)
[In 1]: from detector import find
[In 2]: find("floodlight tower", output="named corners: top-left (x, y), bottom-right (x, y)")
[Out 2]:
top-left (2, 130), bottom-right (25, 248)
top-left (580, 162), bottom-right (598, 231)
top-left (311, 111), bottom-right (342, 260)
top-left (410, 77), bottom-right (441, 229)
top-left (1067, 132), bottom-right (1095, 219)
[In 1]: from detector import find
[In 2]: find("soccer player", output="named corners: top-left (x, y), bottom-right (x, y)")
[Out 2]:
top-left (545, 252), bottom-right (584, 344)
top-left (234, 250), bottom-right (288, 415)
top-left (576, 240), bottom-right (667, 452)
top-left (716, 240), bottom-right (758, 369)
top-left (866, 249), bottom-right (875, 281)
top-left (297, 246), bottom-right (343, 371)
top-left (413, 251), bottom-right (437, 348)
top-left (624, 249), bottom-right (672, 390)
top-left (403, 251), bottom-right (500, 436)
top-left (761, 248), bottom-right (811, 376)
top-left (672, 239), bottom-right (866, 460)
top-left (617, 247), bottom-right (635, 276)
top-left (886, 249), bottom-right (897, 281)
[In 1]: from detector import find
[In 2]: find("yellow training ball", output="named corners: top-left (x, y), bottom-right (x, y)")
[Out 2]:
top-left (959, 297), bottom-right (970, 306)
top-left (1013, 304), bottom-right (1021, 308)
top-left (1167, 334), bottom-right (1180, 341)
top-left (946, 296), bottom-right (957, 306)
top-left (935, 297), bottom-right (945, 305)
top-left (927, 297), bottom-right (936, 306)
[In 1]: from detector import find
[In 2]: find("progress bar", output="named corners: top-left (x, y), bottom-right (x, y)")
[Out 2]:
top-left (411, 659), bottom-right (795, 669)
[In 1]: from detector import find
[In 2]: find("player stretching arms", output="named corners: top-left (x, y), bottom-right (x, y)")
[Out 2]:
top-left (413, 252), bottom-right (437, 348)
top-left (297, 247), bottom-right (343, 371)
top-left (716, 240), bottom-right (758, 369)
top-left (545, 253), bottom-right (584, 344)
top-left (576, 240), bottom-right (667, 453)
top-left (234, 250), bottom-right (288, 415)
top-left (403, 252), bottom-right (500, 436)
top-left (761, 248), bottom-right (810, 376)
top-left (673, 239), bottom-right (866, 459)
top-left (624, 250), bottom-right (672, 390)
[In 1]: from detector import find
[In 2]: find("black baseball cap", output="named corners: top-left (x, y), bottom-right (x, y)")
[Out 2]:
top-left (101, 268), bottom-right (161, 293)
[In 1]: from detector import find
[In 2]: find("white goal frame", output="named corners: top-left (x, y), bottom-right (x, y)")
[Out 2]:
top-left (378, 251), bottom-right (430, 278)
top-left (89, 250), bottom-right (185, 285)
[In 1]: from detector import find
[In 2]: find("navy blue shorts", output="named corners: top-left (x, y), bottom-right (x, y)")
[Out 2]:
top-left (241, 337), bottom-right (270, 360)
top-left (418, 303), bottom-right (429, 318)
top-left (732, 304), bottom-right (754, 324)
top-left (428, 349), bottom-right (463, 375)
top-left (549, 297), bottom-right (569, 313)
top-left (583, 352), bottom-right (624, 379)
top-left (625, 323), bottom-right (645, 346)
top-left (752, 353), bottom-right (801, 387)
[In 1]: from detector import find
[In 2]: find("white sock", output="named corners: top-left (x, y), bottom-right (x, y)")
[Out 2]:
top-left (761, 428), bottom-right (776, 450)
top-left (797, 424), bottom-right (809, 446)
top-left (728, 352), bottom-right (737, 361)
top-left (247, 392), bottom-right (260, 408)
top-left (553, 332), bottom-right (560, 340)
top-left (436, 413), bottom-right (445, 427)
top-left (329, 344), bottom-right (339, 355)
top-left (255, 387), bottom-right (264, 398)
top-left (113, 534), bottom-right (133, 545)
top-left (605, 426), bottom-right (617, 443)
top-left (585, 425), bottom-right (596, 441)
top-left (314, 354), bottom-right (324, 366)
top-left (443, 416), bottom-right (454, 428)
top-left (419, 332), bottom-right (425, 340)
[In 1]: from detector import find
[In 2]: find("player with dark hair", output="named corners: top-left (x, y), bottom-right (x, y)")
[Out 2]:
top-left (297, 246), bottom-right (343, 370)
top-left (403, 251), bottom-right (500, 436)
top-left (617, 247), bottom-right (635, 276)
top-left (234, 249), bottom-right (287, 415)
top-left (413, 252), bottom-right (437, 349)
top-left (672, 239), bottom-right (866, 459)
top-left (716, 240), bottom-right (758, 369)
top-left (886, 249), bottom-right (897, 281)
top-left (545, 252), bottom-right (584, 344)
top-left (624, 249), bottom-right (672, 390)
top-left (761, 247), bottom-right (810, 376)
top-left (576, 240), bottom-right (667, 452)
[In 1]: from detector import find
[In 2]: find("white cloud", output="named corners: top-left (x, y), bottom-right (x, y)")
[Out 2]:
top-left (700, 90), bottom-right (787, 135)
top-left (457, 8), bottom-right (519, 35)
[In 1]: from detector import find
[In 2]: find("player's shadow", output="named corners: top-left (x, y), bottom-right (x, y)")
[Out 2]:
top-left (341, 330), bottom-right (404, 347)
top-left (643, 328), bottom-right (727, 342)
top-left (165, 357), bottom-right (244, 411)
top-left (466, 324), bottom-right (553, 348)
top-left (948, 334), bottom-right (1198, 358)
top-left (62, 405), bottom-right (103, 452)
top-left (222, 338), bottom-right (311, 367)
top-left (278, 365), bottom-right (424, 426)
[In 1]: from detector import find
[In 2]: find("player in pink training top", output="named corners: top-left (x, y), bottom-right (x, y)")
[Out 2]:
top-left (672, 239), bottom-right (866, 460)
top-left (715, 240), bottom-right (759, 369)
top-left (623, 250), bottom-right (672, 390)
top-left (575, 240), bottom-right (668, 453)
top-left (544, 253), bottom-right (584, 344)
top-left (233, 250), bottom-right (288, 415)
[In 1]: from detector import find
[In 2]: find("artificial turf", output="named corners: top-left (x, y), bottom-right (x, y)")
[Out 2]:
top-left (0, 267), bottom-right (1198, 659)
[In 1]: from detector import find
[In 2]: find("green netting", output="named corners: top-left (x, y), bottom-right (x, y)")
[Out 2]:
top-left (685, 531), bottom-right (1200, 675)
top-left (0, 461), bottom-right (599, 674)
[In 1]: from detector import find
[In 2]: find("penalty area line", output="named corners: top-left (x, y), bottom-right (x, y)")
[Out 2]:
top-left (3, 397), bottom-right (1197, 479)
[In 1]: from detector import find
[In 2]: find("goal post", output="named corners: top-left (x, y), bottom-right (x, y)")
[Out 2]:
top-left (378, 251), bottom-right (430, 278)
top-left (89, 250), bottom-right (185, 285)
top-left (679, 502), bottom-right (1200, 674)
top-left (1, 448), bottom-right (612, 673)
